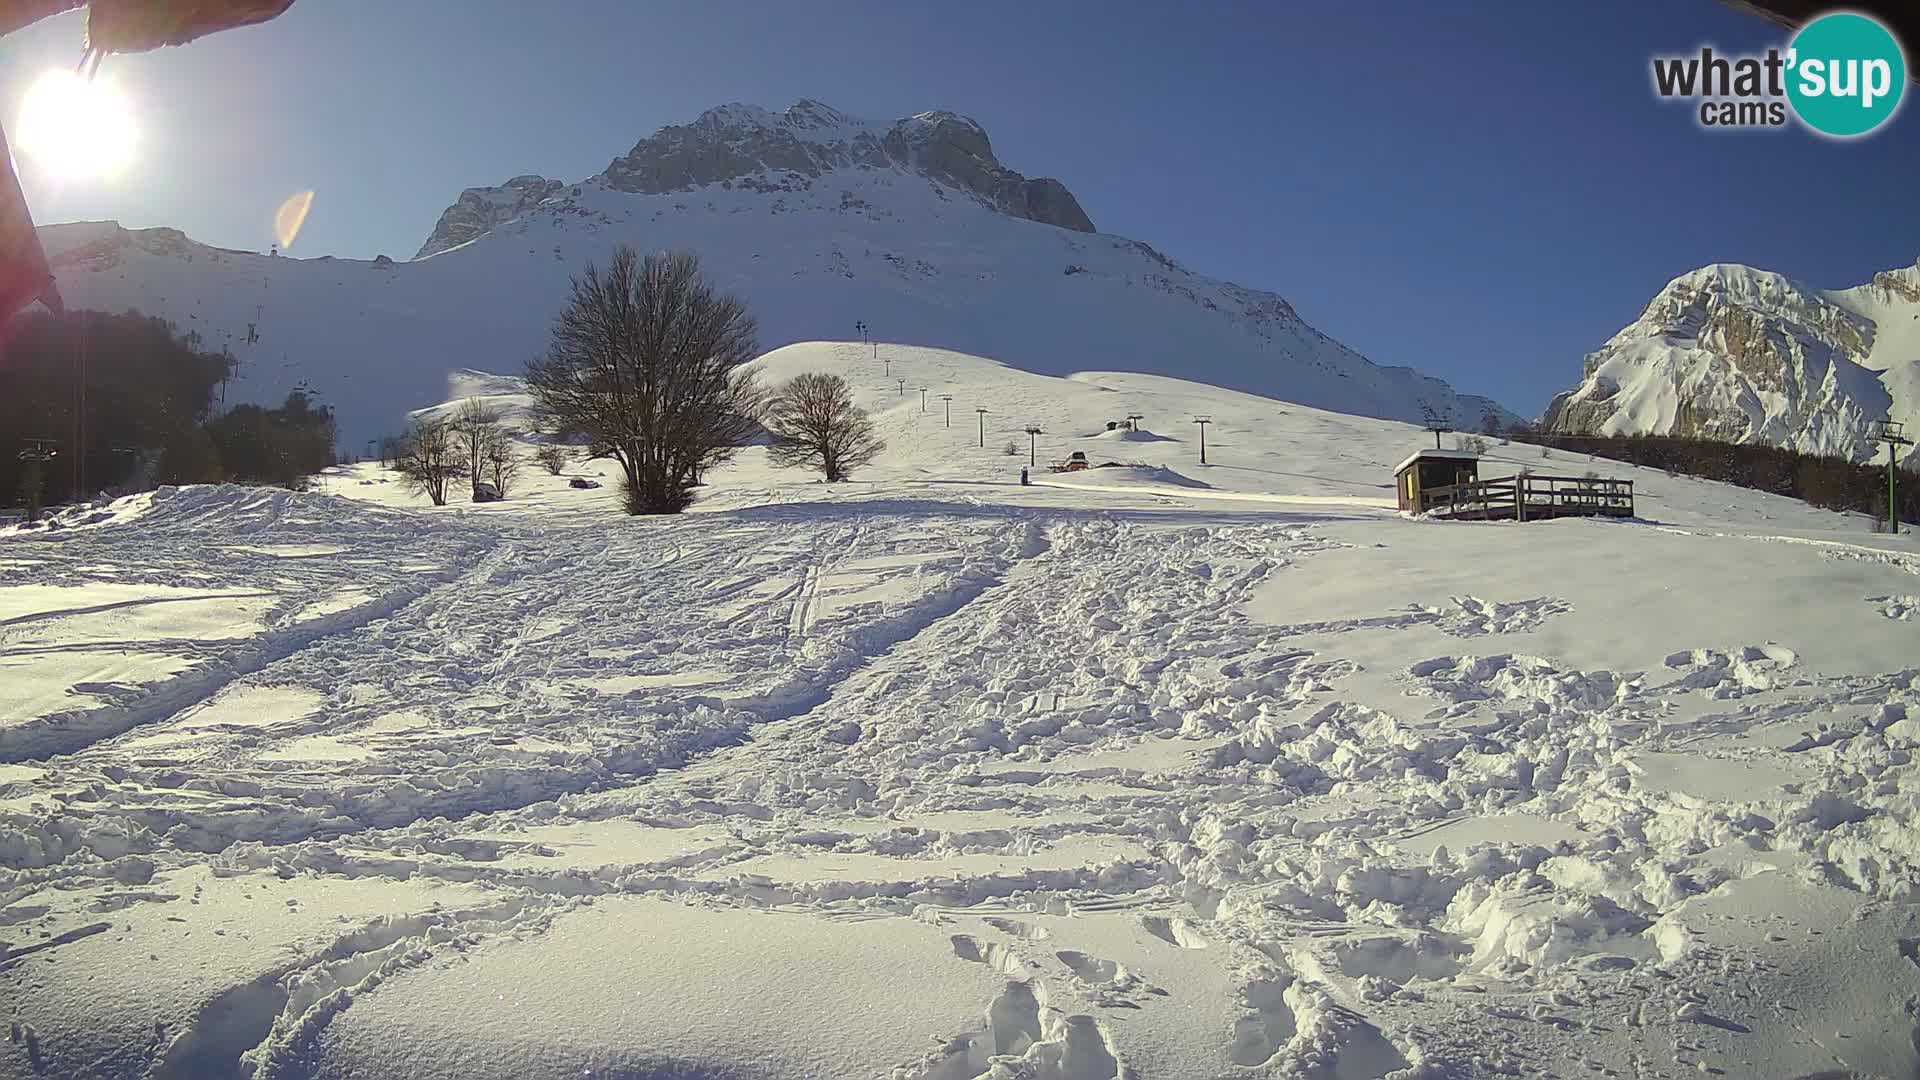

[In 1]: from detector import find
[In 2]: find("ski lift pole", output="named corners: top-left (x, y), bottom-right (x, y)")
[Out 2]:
top-left (1874, 419), bottom-right (1913, 533)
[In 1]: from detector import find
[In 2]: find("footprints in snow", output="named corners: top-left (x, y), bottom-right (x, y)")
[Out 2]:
top-left (1867, 594), bottom-right (1920, 621)
top-left (914, 955), bottom-right (1124, 1080)
top-left (1661, 644), bottom-right (1798, 696)
top-left (1055, 950), bottom-right (1129, 988)
top-left (1140, 915), bottom-right (1209, 950)
top-left (950, 934), bottom-right (1031, 978)
top-left (1228, 976), bottom-right (1297, 1067)
top-left (983, 916), bottom-right (1049, 940)
top-left (1423, 594), bottom-right (1570, 637)
top-left (1274, 593), bottom-right (1571, 639)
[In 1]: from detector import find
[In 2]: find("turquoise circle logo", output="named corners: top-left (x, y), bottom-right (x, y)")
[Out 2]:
top-left (1786, 12), bottom-right (1906, 137)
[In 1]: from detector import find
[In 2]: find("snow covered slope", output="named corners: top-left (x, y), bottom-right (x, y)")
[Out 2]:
top-left (33, 100), bottom-right (1515, 450)
top-left (1545, 259), bottom-right (1920, 462)
top-left (4, 343), bottom-right (1919, 1079)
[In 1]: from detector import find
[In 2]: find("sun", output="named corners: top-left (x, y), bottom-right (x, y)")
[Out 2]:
top-left (15, 68), bottom-right (136, 181)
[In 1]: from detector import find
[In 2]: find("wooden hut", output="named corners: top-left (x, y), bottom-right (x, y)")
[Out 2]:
top-left (1394, 447), bottom-right (1636, 521)
top-left (1394, 448), bottom-right (1481, 514)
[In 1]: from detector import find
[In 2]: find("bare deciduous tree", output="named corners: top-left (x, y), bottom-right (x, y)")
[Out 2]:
top-left (533, 443), bottom-right (570, 475)
top-left (394, 416), bottom-right (465, 506)
top-left (450, 398), bottom-right (512, 501)
top-left (483, 435), bottom-right (522, 497)
top-left (525, 248), bottom-right (764, 514)
top-left (765, 372), bottom-right (884, 482)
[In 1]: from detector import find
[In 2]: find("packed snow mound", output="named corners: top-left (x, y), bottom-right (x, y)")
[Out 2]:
top-left (1074, 462), bottom-right (1210, 487)
top-left (37, 100), bottom-right (1515, 449)
top-left (407, 369), bottom-right (542, 434)
top-left (1545, 257), bottom-right (1920, 463)
top-left (1088, 427), bottom-right (1176, 442)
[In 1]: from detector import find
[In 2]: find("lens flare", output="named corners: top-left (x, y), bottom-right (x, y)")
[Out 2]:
top-left (15, 68), bottom-right (136, 181)
top-left (274, 190), bottom-right (314, 249)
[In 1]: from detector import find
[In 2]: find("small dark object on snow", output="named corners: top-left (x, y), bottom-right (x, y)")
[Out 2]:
top-left (568, 476), bottom-right (601, 489)
top-left (472, 481), bottom-right (503, 503)
top-left (1020, 467), bottom-right (1029, 486)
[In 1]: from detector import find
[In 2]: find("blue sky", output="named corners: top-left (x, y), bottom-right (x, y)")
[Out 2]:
top-left (2, 1), bottom-right (1916, 415)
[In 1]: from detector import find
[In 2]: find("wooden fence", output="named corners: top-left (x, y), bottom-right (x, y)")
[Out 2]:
top-left (1424, 473), bottom-right (1633, 522)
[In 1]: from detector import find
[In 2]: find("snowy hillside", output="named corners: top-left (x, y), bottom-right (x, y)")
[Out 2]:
top-left (5, 344), bottom-right (1918, 1079)
top-left (33, 99), bottom-right (1515, 450)
top-left (1545, 259), bottom-right (1920, 463)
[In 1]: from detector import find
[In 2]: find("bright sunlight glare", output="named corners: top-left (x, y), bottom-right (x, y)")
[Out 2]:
top-left (275, 190), bottom-right (315, 249)
top-left (15, 68), bottom-right (136, 181)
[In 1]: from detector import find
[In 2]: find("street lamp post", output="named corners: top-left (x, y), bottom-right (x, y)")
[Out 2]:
top-left (976, 407), bottom-right (989, 448)
top-left (919, 387), bottom-right (928, 412)
top-left (940, 394), bottom-right (953, 427)
top-left (1024, 426), bottom-right (1043, 467)
top-left (1192, 416), bottom-right (1212, 465)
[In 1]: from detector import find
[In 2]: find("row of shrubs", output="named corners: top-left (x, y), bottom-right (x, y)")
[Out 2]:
top-left (2, 311), bottom-right (337, 514)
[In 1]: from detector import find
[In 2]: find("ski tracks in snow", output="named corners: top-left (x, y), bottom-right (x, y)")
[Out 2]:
top-left (8, 489), bottom-right (1920, 1078)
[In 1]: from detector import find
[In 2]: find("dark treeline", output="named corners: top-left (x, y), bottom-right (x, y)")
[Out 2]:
top-left (2, 309), bottom-right (336, 510)
top-left (1510, 430), bottom-right (1919, 527)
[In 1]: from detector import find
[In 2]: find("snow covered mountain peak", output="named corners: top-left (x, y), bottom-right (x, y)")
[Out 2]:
top-left (39, 97), bottom-right (1520, 447)
top-left (411, 99), bottom-right (1100, 260)
top-left (1544, 256), bottom-right (1920, 461)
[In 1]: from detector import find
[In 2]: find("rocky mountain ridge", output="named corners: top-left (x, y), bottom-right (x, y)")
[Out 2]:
top-left (416, 100), bottom-right (1093, 259)
top-left (1544, 259), bottom-right (1920, 463)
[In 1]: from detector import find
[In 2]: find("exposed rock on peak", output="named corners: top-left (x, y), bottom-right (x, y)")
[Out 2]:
top-left (415, 175), bottom-right (569, 260)
top-left (596, 100), bottom-right (1094, 233)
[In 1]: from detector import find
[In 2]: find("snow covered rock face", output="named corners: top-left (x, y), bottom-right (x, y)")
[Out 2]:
top-left (413, 175), bottom-right (569, 259)
top-left (596, 100), bottom-right (1096, 233)
top-left (1545, 260), bottom-right (1920, 462)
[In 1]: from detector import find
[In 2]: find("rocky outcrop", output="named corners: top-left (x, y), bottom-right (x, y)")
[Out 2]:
top-left (414, 176), bottom-right (568, 260)
top-left (597, 101), bottom-right (1094, 233)
top-left (1543, 263), bottom-right (1905, 461)
top-left (880, 111), bottom-right (1095, 233)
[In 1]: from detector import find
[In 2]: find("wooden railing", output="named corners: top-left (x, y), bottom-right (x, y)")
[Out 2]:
top-left (1424, 474), bottom-right (1633, 521)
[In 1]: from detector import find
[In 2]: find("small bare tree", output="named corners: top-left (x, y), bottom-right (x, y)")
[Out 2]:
top-left (450, 398), bottom-right (510, 501)
top-left (533, 443), bottom-right (570, 475)
top-left (766, 372), bottom-right (884, 481)
top-left (526, 247), bottom-right (764, 514)
top-left (394, 416), bottom-right (465, 506)
top-left (483, 436), bottom-right (522, 497)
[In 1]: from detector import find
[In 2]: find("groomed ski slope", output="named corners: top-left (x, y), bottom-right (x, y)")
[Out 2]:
top-left (3, 344), bottom-right (1918, 1080)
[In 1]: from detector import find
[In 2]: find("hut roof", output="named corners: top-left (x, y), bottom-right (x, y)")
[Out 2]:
top-left (1393, 447), bottom-right (1481, 474)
